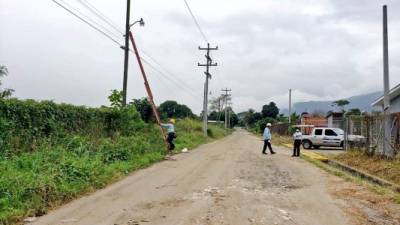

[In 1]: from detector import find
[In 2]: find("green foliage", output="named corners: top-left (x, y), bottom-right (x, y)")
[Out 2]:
top-left (255, 117), bottom-right (277, 134)
top-left (0, 65), bottom-right (14, 99)
top-left (131, 98), bottom-right (153, 122)
top-left (243, 109), bottom-right (256, 126)
top-left (345, 108), bottom-right (362, 116)
top-left (108, 89), bottom-right (123, 109)
top-left (0, 111), bottom-right (229, 224)
top-left (333, 99), bottom-right (350, 107)
top-left (261, 102), bottom-right (279, 119)
top-left (158, 100), bottom-right (194, 119)
top-left (208, 110), bottom-right (239, 128)
top-left (0, 98), bottom-right (143, 157)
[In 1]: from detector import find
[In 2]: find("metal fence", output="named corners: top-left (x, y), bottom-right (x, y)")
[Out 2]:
top-left (344, 113), bottom-right (400, 157)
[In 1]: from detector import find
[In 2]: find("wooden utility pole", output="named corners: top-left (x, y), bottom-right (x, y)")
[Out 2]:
top-left (382, 5), bottom-right (392, 157)
top-left (198, 43), bottom-right (218, 136)
top-left (289, 89), bottom-right (292, 124)
top-left (129, 32), bottom-right (169, 153)
top-left (122, 0), bottom-right (131, 107)
top-left (221, 88), bottom-right (231, 129)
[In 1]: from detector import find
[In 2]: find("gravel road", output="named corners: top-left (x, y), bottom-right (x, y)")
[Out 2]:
top-left (30, 129), bottom-right (399, 225)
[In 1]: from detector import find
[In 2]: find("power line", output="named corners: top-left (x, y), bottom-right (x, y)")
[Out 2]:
top-left (54, 0), bottom-right (202, 104)
top-left (183, 0), bottom-right (208, 43)
top-left (139, 55), bottom-right (203, 101)
top-left (59, 0), bottom-right (122, 41)
top-left (60, 0), bottom-right (121, 40)
top-left (76, 0), bottom-right (124, 35)
top-left (139, 49), bottom-right (203, 99)
top-left (52, 0), bottom-right (122, 46)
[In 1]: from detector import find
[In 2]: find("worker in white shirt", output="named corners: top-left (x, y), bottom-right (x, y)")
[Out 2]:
top-left (292, 129), bottom-right (302, 157)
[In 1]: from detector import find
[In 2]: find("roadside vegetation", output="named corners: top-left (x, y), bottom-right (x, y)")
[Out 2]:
top-left (301, 152), bottom-right (400, 204)
top-left (333, 150), bottom-right (400, 186)
top-left (0, 95), bottom-right (229, 224)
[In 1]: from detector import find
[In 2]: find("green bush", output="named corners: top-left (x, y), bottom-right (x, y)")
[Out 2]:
top-left (0, 106), bottom-right (229, 224)
top-left (0, 99), bottom-right (144, 158)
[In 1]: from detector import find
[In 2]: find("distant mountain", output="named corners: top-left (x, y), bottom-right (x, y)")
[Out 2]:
top-left (281, 91), bottom-right (382, 115)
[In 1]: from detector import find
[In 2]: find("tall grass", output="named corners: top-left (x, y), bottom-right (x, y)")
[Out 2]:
top-left (0, 118), bottom-right (229, 225)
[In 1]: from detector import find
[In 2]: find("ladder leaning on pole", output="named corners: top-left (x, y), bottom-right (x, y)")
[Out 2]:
top-left (128, 31), bottom-right (170, 155)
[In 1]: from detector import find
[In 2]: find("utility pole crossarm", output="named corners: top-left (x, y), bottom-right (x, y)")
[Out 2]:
top-left (199, 46), bottom-right (218, 50)
top-left (198, 63), bottom-right (218, 67)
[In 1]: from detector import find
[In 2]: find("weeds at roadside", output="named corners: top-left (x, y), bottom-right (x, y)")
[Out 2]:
top-left (0, 119), bottom-right (229, 225)
top-left (301, 155), bottom-right (400, 204)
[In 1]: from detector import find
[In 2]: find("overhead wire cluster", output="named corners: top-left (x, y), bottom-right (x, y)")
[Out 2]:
top-left (52, 0), bottom-right (203, 102)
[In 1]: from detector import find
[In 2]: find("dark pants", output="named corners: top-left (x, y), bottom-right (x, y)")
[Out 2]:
top-left (262, 140), bottom-right (274, 154)
top-left (293, 139), bottom-right (301, 156)
top-left (167, 132), bottom-right (175, 151)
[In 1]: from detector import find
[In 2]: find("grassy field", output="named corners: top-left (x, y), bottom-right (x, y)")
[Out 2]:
top-left (333, 150), bottom-right (400, 186)
top-left (0, 119), bottom-right (229, 225)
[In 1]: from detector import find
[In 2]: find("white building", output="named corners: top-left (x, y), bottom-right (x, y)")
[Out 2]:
top-left (371, 83), bottom-right (400, 112)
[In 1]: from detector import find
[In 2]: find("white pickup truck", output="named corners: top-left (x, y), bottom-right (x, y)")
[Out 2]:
top-left (301, 127), bottom-right (365, 149)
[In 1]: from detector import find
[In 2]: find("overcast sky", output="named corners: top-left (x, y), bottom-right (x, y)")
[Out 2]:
top-left (1, 0), bottom-right (400, 114)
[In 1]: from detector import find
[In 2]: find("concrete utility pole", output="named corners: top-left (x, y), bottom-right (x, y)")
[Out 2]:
top-left (382, 5), bottom-right (392, 157)
top-left (122, 0), bottom-right (131, 107)
top-left (288, 89), bottom-right (292, 124)
top-left (198, 43), bottom-right (218, 137)
top-left (228, 102), bottom-right (232, 128)
top-left (221, 88), bottom-right (231, 129)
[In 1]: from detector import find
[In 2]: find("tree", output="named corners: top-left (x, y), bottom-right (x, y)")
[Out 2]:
top-left (261, 102), bottom-right (279, 119)
top-left (290, 112), bottom-right (300, 124)
top-left (158, 100), bottom-right (194, 119)
top-left (108, 89), bottom-right (123, 108)
top-left (131, 98), bottom-right (153, 122)
top-left (209, 96), bottom-right (224, 112)
top-left (333, 99), bottom-right (350, 112)
top-left (244, 109), bottom-right (256, 126)
top-left (0, 65), bottom-right (14, 98)
top-left (229, 112), bottom-right (239, 128)
top-left (345, 108), bottom-right (361, 116)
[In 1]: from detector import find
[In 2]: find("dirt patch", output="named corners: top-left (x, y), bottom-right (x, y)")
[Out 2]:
top-left (329, 178), bottom-right (400, 225)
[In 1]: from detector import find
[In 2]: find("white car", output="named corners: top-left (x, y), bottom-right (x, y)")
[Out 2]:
top-left (301, 127), bottom-right (365, 149)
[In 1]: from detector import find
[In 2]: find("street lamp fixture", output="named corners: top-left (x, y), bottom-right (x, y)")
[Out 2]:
top-left (130, 18), bottom-right (145, 29)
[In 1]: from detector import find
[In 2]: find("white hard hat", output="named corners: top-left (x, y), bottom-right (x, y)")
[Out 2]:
top-left (266, 123), bottom-right (272, 127)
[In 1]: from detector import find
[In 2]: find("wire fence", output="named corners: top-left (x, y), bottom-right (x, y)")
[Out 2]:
top-left (344, 113), bottom-right (400, 158)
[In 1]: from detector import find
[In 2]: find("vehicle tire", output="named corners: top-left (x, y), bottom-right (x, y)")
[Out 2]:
top-left (313, 145), bottom-right (320, 149)
top-left (303, 140), bottom-right (312, 149)
top-left (340, 141), bottom-right (344, 149)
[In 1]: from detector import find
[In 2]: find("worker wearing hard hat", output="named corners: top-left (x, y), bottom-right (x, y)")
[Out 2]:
top-left (292, 129), bottom-right (303, 157)
top-left (262, 123), bottom-right (276, 155)
top-left (162, 118), bottom-right (176, 152)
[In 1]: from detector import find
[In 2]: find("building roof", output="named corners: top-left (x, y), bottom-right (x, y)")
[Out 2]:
top-left (371, 83), bottom-right (400, 107)
top-left (326, 111), bottom-right (343, 118)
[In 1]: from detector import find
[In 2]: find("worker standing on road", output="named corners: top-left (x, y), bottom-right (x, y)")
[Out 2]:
top-left (292, 129), bottom-right (302, 157)
top-left (161, 118), bottom-right (176, 153)
top-left (262, 123), bottom-right (276, 155)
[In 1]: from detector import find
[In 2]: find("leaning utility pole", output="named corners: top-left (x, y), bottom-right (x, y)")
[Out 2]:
top-left (382, 5), bottom-right (392, 157)
top-left (198, 43), bottom-right (218, 136)
top-left (122, 0), bottom-right (131, 107)
top-left (221, 88), bottom-right (231, 129)
top-left (289, 89), bottom-right (292, 124)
